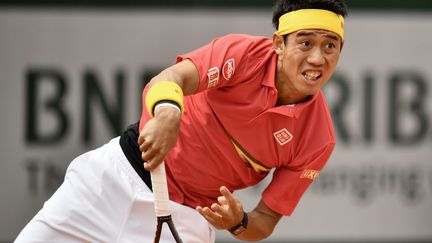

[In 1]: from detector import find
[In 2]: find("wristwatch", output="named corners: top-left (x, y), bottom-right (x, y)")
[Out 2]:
top-left (228, 212), bottom-right (248, 236)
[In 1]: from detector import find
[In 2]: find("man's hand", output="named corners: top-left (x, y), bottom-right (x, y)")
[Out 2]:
top-left (196, 186), bottom-right (244, 230)
top-left (138, 106), bottom-right (181, 170)
top-left (197, 187), bottom-right (282, 241)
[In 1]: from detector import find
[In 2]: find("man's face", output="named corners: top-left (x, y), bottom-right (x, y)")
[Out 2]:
top-left (273, 29), bottom-right (342, 104)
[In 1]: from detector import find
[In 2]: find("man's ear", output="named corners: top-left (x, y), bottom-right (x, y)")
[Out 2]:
top-left (272, 32), bottom-right (285, 55)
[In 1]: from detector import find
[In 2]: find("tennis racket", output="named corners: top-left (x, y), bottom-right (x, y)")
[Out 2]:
top-left (150, 161), bottom-right (183, 243)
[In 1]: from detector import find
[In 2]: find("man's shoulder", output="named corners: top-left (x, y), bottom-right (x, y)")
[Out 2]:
top-left (221, 33), bottom-right (269, 40)
top-left (216, 34), bottom-right (274, 65)
top-left (217, 33), bottom-right (272, 47)
top-left (303, 92), bottom-right (336, 138)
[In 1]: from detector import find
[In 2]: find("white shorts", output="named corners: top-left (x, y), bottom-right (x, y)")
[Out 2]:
top-left (15, 137), bottom-right (215, 243)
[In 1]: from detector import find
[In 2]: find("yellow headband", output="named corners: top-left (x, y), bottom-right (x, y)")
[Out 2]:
top-left (277, 9), bottom-right (344, 42)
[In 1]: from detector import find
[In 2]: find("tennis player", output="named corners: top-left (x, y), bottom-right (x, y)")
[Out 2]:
top-left (16, 0), bottom-right (347, 242)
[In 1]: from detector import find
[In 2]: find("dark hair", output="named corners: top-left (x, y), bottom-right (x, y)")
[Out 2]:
top-left (272, 0), bottom-right (348, 30)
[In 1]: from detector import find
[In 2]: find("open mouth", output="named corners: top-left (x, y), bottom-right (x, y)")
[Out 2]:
top-left (302, 71), bottom-right (322, 81)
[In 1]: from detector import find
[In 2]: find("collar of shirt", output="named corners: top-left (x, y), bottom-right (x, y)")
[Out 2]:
top-left (267, 92), bottom-right (322, 119)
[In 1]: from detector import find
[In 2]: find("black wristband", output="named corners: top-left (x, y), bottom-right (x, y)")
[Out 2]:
top-left (152, 100), bottom-right (181, 115)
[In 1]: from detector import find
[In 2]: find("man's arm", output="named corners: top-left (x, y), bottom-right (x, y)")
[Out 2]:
top-left (138, 59), bottom-right (199, 171)
top-left (148, 59), bottom-right (200, 96)
top-left (197, 186), bottom-right (282, 241)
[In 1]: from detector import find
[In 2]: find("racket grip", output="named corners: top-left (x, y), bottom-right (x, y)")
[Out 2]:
top-left (150, 161), bottom-right (172, 217)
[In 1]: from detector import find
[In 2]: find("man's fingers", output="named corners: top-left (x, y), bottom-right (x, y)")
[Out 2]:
top-left (143, 161), bottom-right (150, 170)
top-left (219, 186), bottom-right (232, 198)
top-left (138, 129), bottom-right (150, 146)
top-left (141, 146), bottom-right (157, 161)
top-left (139, 137), bottom-right (152, 153)
top-left (196, 206), bottom-right (224, 228)
top-left (203, 206), bottom-right (223, 219)
top-left (218, 186), bottom-right (244, 226)
top-left (143, 155), bottom-right (164, 171)
top-left (218, 196), bottom-right (227, 205)
top-left (144, 160), bottom-right (157, 171)
top-left (219, 186), bottom-right (238, 208)
top-left (211, 202), bottom-right (223, 213)
top-left (211, 202), bottom-right (232, 220)
top-left (140, 138), bottom-right (165, 162)
top-left (138, 133), bottom-right (144, 145)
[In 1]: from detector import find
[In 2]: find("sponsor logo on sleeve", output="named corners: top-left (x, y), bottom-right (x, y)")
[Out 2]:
top-left (207, 67), bottom-right (220, 88)
top-left (222, 58), bottom-right (235, 80)
top-left (273, 128), bottom-right (293, 146)
top-left (300, 169), bottom-right (320, 180)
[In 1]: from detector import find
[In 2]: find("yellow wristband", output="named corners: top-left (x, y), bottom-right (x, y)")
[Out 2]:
top-left (145, 81), bottom-right (184, 116)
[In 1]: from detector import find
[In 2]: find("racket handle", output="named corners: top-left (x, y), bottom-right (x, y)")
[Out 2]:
top-left (150, 161), bottom-right (172, 217)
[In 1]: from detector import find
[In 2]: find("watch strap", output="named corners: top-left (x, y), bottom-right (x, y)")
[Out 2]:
top-left (228, 211), bottom-right (248, 235)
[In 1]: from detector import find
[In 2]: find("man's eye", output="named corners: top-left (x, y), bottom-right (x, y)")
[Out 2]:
top-left (302, 40), bottom-right (311, 47)
top-left (326, 43), bottom-right (336, 48)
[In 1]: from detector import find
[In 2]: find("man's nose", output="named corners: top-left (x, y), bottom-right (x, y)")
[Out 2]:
top-left (307, 47), bottom-right (325, 66)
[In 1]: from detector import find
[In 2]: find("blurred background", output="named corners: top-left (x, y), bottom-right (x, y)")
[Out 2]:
top-left (0, 0), bottom-right (431, 242)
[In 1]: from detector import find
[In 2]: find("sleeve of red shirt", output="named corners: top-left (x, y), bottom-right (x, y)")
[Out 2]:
top-left (139, 34), bottom-right (270, 131)
top-left (176, 34), bottom-right (259, 92)
top-left (140, 34), bottom-right (256, 131)
top-left (262, 142), bottom-right (336, 216)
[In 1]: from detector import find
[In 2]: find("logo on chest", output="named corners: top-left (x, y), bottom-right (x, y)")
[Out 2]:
top-left (273, 128), bottom-right (293, 146)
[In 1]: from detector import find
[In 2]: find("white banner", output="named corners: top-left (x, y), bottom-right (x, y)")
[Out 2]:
top-left (0, 9), bottom-right (431, 242)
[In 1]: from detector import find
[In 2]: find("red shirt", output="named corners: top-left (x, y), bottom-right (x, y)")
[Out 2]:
top-left (139, 34), bottom-right (336, 216)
